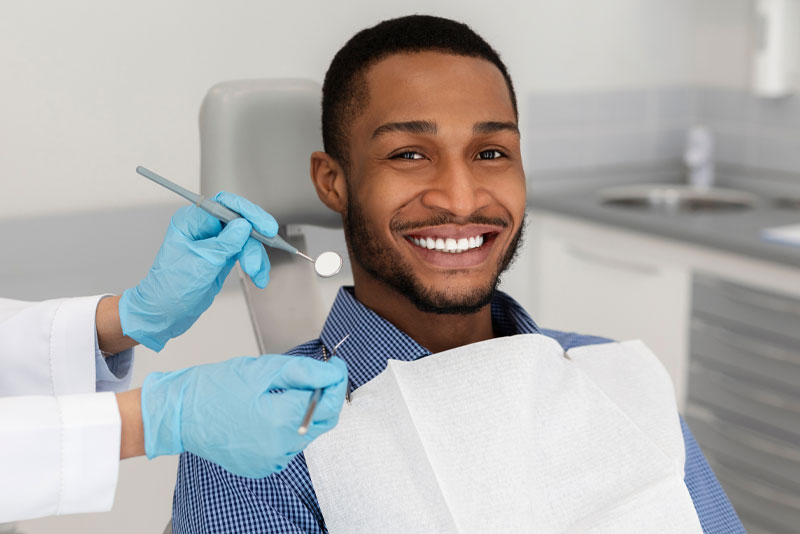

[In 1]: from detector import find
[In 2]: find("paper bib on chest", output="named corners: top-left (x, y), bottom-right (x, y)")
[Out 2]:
top-left (304, 334), bottom-right (702, 534)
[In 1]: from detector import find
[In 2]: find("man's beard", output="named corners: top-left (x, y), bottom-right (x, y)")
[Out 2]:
top-left (343, 190), bottom-right (525, 315)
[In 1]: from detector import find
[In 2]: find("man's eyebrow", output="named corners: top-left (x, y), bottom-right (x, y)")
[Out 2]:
top-left (473, 121), bottom-right (520, 136)
top-left (371, 120), bottom-right (438, 139)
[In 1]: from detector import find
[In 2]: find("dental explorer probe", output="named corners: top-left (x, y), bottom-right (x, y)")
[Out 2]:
top-left (136, 166), bottom-right (343, 278)
top-left (298, 334), bottom-right (350, 436)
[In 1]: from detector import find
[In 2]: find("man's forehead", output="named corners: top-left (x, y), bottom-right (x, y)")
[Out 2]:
top-left (357, 51), bottom-right (516, 130)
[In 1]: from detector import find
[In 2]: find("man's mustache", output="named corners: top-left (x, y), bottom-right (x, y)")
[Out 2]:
top-left (390, 213), bottom-right (510, 233)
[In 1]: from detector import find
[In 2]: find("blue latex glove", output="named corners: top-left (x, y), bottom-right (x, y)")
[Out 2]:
top-left (119, 192), bottom-right (278, 351)
top-left (141, 354), bottom-right (348, 478)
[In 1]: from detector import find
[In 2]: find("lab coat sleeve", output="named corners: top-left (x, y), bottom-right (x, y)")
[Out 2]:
top-left (0, 295), bottom-right (133, 396)
top-left (0, 392), bottom-right (121, 522)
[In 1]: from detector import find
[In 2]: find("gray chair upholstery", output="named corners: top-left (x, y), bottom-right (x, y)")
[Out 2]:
top-left (199, 79), bottom-right (352, 354)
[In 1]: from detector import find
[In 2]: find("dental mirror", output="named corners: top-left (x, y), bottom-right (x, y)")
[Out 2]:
top-left (135, 166), bottom-right (344, 279)
top-left (313, 251), bottom-right (343, 278)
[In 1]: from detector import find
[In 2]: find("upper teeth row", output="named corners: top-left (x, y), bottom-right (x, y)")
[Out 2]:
top-left (410, 235), bottom-right (485, 253)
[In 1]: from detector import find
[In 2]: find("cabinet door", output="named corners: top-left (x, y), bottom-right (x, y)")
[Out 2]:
top-left (533, 216), bottom-right (691, 407)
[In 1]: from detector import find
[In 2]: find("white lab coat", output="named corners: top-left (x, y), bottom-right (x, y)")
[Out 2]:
top-left (0, 295), bottom-right (134, 523)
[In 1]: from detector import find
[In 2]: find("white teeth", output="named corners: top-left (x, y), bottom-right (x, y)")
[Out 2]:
top-left (410, 234), bottom-right (486, 253)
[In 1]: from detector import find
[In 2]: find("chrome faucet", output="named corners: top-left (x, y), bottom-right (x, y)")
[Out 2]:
top-left (684, 125), bottom-right (715, 189)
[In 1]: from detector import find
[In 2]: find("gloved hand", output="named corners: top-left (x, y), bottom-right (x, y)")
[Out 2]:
top-left (141, 354), bottom-right (348, 478)
top-left (119, 192), bottom-right (278, 351)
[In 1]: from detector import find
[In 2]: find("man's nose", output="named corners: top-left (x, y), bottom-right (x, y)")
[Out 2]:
top-left (420, 157), bottom-right (490, 217)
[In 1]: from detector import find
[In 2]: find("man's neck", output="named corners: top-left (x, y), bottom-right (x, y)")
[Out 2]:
top-left (351, 273), bottom-right (495, 354)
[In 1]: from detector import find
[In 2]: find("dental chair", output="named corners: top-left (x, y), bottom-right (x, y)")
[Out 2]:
top-left (200, 79), bottom-right (353, 354)
top-left (163, 78), bottom-right (351, 534)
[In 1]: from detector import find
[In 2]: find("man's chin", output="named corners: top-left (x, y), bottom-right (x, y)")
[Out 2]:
top-left (402, 283), bottom-right (496, 315)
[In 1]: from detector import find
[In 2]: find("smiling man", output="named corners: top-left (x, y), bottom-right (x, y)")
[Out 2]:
top-left (312, 48), bottom-right (526, 353)
top-left (172, 15), bottom-right (744, 534)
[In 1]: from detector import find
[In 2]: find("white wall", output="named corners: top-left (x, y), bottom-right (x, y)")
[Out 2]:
top-left (0, 0), bottom-right (696, 221)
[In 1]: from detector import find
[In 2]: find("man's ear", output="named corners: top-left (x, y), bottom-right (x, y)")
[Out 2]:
top-left (310, 151), bottom-right (348, 214)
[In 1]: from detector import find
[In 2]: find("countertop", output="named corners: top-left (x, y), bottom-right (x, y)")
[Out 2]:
top-left (528, 174), bottom-right (800, 269)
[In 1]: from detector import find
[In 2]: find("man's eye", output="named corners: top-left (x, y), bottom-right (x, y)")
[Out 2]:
top-left (477, 149), bottom-right (506, 160)
top-left (391, 151), bottom-right (425, 160)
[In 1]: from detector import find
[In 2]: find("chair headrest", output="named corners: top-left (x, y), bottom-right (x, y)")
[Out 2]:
top-left (199, 78), bottom-right (341, 228)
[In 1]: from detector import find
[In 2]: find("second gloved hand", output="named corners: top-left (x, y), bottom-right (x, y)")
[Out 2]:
top-left (119, 192), bottom-right (278, 351)
top-left (141, 353), bottom-right (348, 478)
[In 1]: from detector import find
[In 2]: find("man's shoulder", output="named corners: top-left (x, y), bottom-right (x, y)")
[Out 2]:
top-left (538, 328), bottom-right (614, 351)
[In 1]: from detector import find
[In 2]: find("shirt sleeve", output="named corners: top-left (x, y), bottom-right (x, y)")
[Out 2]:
top-left (0, 392), bottom-right (121, 522)
top-left (93, 327), bottom-right (134, 393)
top-left (681, 416), bottom-right (746, 533)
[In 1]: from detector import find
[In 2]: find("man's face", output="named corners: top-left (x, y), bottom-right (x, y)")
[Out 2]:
top-left (343, 52), bottom-right (526, 314)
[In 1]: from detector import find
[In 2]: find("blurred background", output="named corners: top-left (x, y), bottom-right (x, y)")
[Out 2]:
top-left (2, 0), bottom-right (799, 532)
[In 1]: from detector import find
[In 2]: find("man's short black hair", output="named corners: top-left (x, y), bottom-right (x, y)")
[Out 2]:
top-left (321, 15), bottom-right (518, 171)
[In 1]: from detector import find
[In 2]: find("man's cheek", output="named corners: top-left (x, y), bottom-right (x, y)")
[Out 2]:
top-left (356, 188), bottom-right (389, 222)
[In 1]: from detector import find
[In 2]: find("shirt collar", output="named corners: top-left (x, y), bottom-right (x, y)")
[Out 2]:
top-left (318, 287), bottom-right (540, 390)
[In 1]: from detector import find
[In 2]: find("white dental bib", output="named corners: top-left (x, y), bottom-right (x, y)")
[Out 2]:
top-left (304, 334), bottom-right (702, 534)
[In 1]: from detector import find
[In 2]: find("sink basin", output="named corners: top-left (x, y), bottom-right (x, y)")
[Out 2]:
top-left (599, 184), bottom-right (759, 213)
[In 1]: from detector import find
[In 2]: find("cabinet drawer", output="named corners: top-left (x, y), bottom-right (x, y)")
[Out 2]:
top-left (691, 317), bottom-right (800, 393)
top-left (693, 273), bottom-right (800, 344)
top-left (686, 405), bottom-right (800, 494)
top-left (688, 361), bottom-right (800, 442)
top-left (707, 455), bottom-right (800, 534)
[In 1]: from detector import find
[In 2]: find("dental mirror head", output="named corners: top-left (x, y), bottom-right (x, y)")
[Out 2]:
top-left (314, 251), bottom-right (343, 278)
top-left (294, 250), bottom-right (342, 277)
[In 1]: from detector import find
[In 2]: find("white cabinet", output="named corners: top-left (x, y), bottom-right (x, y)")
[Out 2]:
top-left (527, 212), bottom-right (691, 408)
top-left (525, 210), bottom-right (800, 413)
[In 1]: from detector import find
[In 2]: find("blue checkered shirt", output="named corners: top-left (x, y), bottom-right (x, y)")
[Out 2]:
top-left (172, 287), bottom-right (744, 533)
